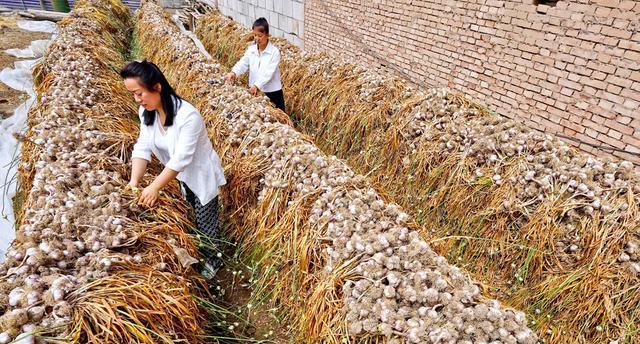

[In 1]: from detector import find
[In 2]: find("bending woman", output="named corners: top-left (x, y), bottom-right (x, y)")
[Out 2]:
top-left (120, 60), bottom-right (226, 275)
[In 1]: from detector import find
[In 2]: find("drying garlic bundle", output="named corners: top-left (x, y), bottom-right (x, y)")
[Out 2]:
top-left (1, 1), bottom-right (172, 342)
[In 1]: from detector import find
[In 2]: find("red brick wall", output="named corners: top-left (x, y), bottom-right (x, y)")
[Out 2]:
top-left (304, 0), bottom-right (640, 163)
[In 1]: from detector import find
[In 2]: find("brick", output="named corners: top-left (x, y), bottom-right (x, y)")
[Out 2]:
top-left (607, 75), bottom-right (634, 88)
top-left (576, 101), bottom-right (590, 110)
top-left (614, 104), bottom-right (637, 118)
top-left (535, 102), bottom-right (548, 111)
top-left (557, 53), bottom-right (576, 63)
top-left (596, 63), bottom-right (616, 74)
top-left (622, 135), bottom-right (640, 147)
top-left (614, 68), bottom-right (632, 78)
top-left (596, 52), bottom-right (612, 63)
top-left (623, 99), bottom-right (640, 110)
top-left (595, 0), bottom-right (621, 8)
top-left (603, 91), bottom-right (626, 105)
top-left (577, 30), bottom-right (600, 42)
top-left (620, 40), bottom-right (640, 52)
top-left (556, 101), bottom-right (568, 111)
top-left (575, 57), bottom-right (588, 66)
top-left (560, 118), bottom-right (586, 134)
top-left (614, 149), bottom-right (639, 163)
top-left (624, 50), bottom-right (640, 61)
top-left (583, 78), bottom-right (607, 90)
top-left (617, 115), bottom-right (633, 125)
top-left (558, 78), bottom-right (583, 91)
top-left (592, 71), bottom-right (607, 80)
top-left (585, 128), bottom-right (599, 139)
top-left (595, 6), bottom-right (612, 16)
top-left (601, 26), bottom-right (632, 39)
top-left (587, 119), bottom-right (609, 135)
top-left (583, 86), bottom-right (599, 96)
top-left (560, 87), bottom-right (574, 96)
top-left (540, 117), bottom-right (563, 130)
top-left (555, 60), bottom-right (567, 70)
top-left (568, 72), bottom-right (582, 82)
top-left (571, 47), bottom-right (598, 60)
top-left (598, 133), bottom-right (626, 149)
top-left (608, 129), bottom-right (624, 140)
top-left (607, 84), bottom-right (623, 95)
top-left (570, 64), bottom-right (592, 76)
top-left (612, 19), bottom-right (630, 30)
top-left (599, 99), bottom-right (617, 112)
top-left (620, 1), bottom-right (637, 10)
top-left (605, 119), bottom-right (635, 135)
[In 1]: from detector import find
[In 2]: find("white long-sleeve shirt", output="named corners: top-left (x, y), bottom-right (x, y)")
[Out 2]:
top-left (231, 41), bottom-right (282, 93)
top-left (131, 97), bottom-right (226, 205)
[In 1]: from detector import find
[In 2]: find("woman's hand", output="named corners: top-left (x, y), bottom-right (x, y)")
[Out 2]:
top-left (137, 168), bottom-right (178, 208)
top-left (248, 85), bottom-right (259, 96)
top-left (224, 72), bottom-right (236, 82)
top-left (138, 185), bottom-right (160, 208)
top-left (125, 180), bottom-right (139, 190)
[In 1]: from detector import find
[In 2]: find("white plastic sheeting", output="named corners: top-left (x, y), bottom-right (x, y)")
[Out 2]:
top-left (0, 21), bottom-right (54, 262)
top-left (17, 20), bottom-right (57, 34)
top-left (5, 39), bottom-right (51, 58)
top-left (0, 60), bottom-right (37, 94)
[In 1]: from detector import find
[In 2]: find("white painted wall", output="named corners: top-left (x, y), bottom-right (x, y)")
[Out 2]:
top-left (159, 0), bottom-right (187, 8)
top-left (217, 0), bottom-right (304, 47)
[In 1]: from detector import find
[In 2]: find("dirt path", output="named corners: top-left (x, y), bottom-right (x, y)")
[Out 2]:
top-left (0, 15), bottom-right (50, 119)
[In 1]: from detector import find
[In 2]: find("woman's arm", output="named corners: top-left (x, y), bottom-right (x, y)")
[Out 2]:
top-left (228, 47), bottom-right (252, 79)
top-left (127, 158), bottom-right (148, 189)
top-left (128, 111), bottom-right (152, 188)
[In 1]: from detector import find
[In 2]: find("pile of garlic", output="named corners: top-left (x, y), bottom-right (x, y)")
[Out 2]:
top-left (139, 3), bottom-right (537, 342)
top-left (398, 88), bottom-right (640, 274)
top-left (316, 188), bottom-right (535, 343)
top-left (0, 2), bottom-right (135, 342)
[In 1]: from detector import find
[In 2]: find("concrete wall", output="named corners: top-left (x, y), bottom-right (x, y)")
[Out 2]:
top-left (159, 0), bottom-right (186, 9)
top-left (217, 0), bottom-right (304, 47)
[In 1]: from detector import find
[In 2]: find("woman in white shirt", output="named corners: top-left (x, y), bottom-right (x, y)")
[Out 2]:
top-left (225, 17), bottom-right (285, 111)
top-left (120, 60), bottom-right (226, 275)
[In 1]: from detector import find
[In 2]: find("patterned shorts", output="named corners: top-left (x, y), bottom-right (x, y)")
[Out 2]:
top-left (180, 182), bottom-right (220, 262)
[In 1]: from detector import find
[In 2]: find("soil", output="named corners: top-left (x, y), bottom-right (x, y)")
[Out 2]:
top-left (0, 15), bottom-right (50, 119)
top-left (205, 243), bottom-right (291, 343)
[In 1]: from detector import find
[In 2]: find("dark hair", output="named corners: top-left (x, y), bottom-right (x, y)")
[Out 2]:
top-left (119, 60), bottom-right (182, 126)
top-left (252, 17), bottom-right (269, 34)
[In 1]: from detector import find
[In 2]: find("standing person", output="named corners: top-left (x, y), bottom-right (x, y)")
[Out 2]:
top-left (120, 60), bottom-right (227, 277)
top-left (224, 17), bottom-right (285, 112)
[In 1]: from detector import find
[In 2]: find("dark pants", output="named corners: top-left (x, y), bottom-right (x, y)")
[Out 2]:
top-left (265, 89), bottom-right (285, 112)
top-left (180, 182), bottom-right (220, 265)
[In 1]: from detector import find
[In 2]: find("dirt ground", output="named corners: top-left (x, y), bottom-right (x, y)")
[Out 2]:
top-left (206, 243), bottom-right (290, 342)
top-left (0, 15), bottom-right (50, 119)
